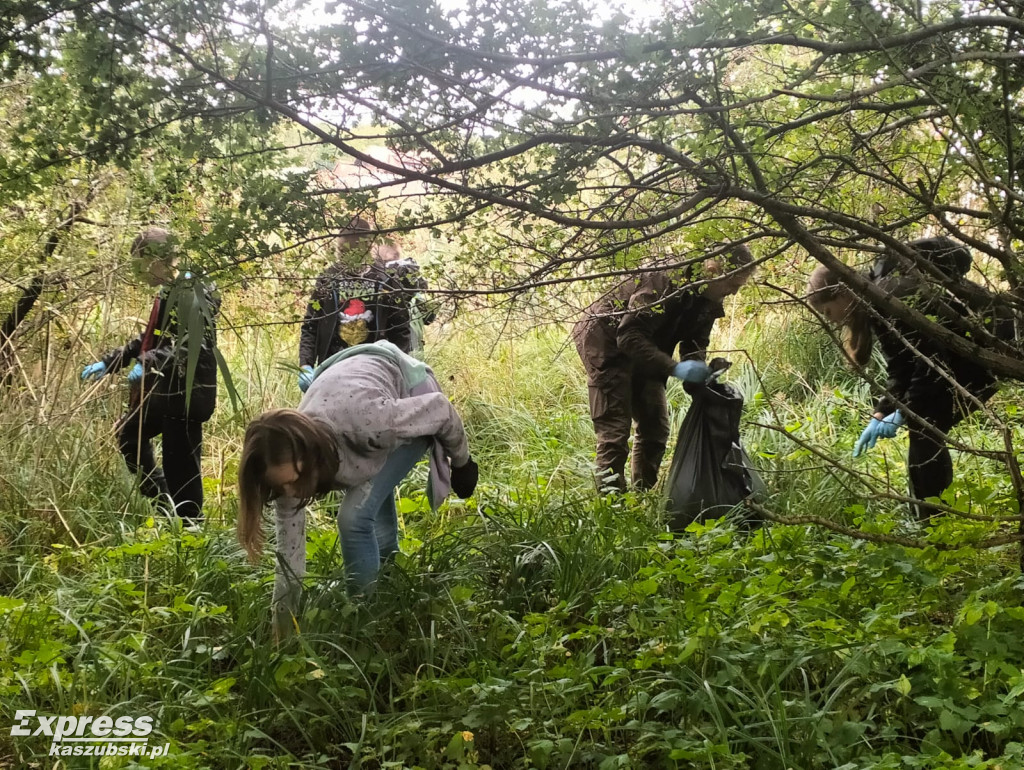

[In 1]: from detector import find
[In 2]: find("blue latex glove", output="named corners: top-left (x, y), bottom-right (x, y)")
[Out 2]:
top-left (298, 365), bottom-right (315, 393)
top-left (879, 410), bottom-right (905, 436)
top-left (127, 362), bottom-right (144, 384)
top-left (853, 411), bottom-right (904, 457)
top-left (853, 419), bottom-right (884, 457)
top-left (672, 360), bottom-right (712, 384)
top-left (81, 361), bottom-right (107, 381)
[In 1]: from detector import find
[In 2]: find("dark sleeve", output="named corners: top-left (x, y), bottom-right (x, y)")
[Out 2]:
top-left (412, 273), bottom-right (437, 325)
top-left (873, 314), bottom-right (930, 415)
top-left (874, 281), bottom-right (981, 414)
top-left (615, 273), bottom-right (686, 379)
top-left (966, 285), bottom-right (1017, 345)
top-left (418, 292), bottom-right (438, 326)
top-left (299, 272), bottom-right (333, 367)
top-left (677, 300), bottom-right (723, 361)
top-left (989, 300), bottom-right (1018, 344)
top-left (100, 294), bottom-right (167, 373)
top-left (206, 287), bottom-right (221, 347)
top-left (100, 333), bottom-right (144, 374)
top-left (377, 273), bottom-right (414, 353)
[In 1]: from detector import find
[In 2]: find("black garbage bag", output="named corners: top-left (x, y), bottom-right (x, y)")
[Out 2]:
top-left (664, 375), bottom-right (764, 532)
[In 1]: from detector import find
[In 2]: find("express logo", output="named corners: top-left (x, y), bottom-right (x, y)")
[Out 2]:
top-left (10, 710), bottom-right (170, 759)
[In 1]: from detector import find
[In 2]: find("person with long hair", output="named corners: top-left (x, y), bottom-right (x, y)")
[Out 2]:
top-left (572, 243), bottom-right (756, 492)
top-left (237, 342), bottom-right (478, 638)
top-left (807, 237), bottom-right (1008, 519)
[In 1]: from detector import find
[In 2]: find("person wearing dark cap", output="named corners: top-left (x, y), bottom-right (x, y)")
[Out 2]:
top-left (572, 244), bottom-right (755, 492)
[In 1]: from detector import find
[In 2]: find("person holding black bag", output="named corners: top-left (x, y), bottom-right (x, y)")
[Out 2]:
top-left (572, 244), bottom-right (755, 492)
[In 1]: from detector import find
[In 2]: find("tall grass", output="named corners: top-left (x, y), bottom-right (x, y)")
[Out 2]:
top-left (1, 285), bottom-right (1024, 769)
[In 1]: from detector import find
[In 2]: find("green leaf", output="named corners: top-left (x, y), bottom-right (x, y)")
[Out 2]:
top-left (214, 345), bottom-right (241, 413)
top-left (895, 674), bottom-right (912, 696)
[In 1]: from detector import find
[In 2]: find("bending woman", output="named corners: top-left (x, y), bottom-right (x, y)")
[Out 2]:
top-left (807, 242), bottom-right (1004, 519)
top-left (237, 342), bottom-right (478, 637)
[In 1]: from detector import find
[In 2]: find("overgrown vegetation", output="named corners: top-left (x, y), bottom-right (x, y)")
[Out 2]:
top-left (2, 298), bottom-right (1023, 769)
top-left (3, 0), bottom-right (1024, 765)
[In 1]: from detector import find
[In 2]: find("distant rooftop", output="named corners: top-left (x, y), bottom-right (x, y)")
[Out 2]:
top-left (317, 145), bottom-right (427, 190)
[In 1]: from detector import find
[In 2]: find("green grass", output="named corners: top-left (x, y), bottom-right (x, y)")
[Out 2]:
top-left (2, 294), bottom-right (1024, 769)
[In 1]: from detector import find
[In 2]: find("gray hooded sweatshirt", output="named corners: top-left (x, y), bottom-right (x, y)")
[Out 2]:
top-left (272, 352), bottom-right (469, 637)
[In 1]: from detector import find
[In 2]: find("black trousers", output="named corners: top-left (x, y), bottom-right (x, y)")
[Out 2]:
top-left (117, 402), bottom-right (205, 523)
top-left (905, 387), bottom-right (985, 520)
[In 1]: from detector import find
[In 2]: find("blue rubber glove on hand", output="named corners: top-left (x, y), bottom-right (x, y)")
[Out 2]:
top-left (127, 362), bottom-right (144, 384)
top-left (298, 365), bottom-right (315, 393)
top-left (81, 361), bottom-right (107, 381)
top-left (853, 419), bottom-right (884, 457)
top-left (672, 360), bottom-right (712, 384)
top-left (879, 410), bottom-right (905, 435)
top-left (853, 411), bottom-right (904, 457)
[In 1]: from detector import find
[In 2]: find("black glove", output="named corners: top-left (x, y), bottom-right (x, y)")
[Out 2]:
top-left (450, 458), bottom-right (479, 498)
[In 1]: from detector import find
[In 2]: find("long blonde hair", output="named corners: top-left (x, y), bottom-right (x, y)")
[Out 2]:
top-left (807, 264), bottom-right (874, 367)
top-left (236, 409), bottom-right (339, 561)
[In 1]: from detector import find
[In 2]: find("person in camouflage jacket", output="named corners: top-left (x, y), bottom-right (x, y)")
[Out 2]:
top-left (573, 244), bottom-right (755, 492)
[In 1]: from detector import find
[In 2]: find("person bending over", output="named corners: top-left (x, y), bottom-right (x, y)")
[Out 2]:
top-left (572, 244), bottom-right (755, 492)
top-left (807, 238), bottom-right (1010, 519)
top-left (237, 342), bottom-right (479, 639)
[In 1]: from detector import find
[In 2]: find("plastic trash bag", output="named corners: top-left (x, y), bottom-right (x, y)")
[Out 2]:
top-left (664, 366), bottom-right (764, 531)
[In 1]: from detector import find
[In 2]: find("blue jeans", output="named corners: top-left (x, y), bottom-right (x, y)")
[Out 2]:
top-left (337, 437), bottom-right (430, 595)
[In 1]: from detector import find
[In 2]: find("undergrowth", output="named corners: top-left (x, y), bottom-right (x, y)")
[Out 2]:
top-left (2, 296), bottom-right (1024, 769)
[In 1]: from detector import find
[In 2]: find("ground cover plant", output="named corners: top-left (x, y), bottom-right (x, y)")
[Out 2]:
top-left (4, 0), bottom-right (1024, 766)
top-left (2, 298), bottom-right (1024, 769)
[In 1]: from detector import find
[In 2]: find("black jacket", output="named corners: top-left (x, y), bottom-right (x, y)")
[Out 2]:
top-left (299, 262), bottom-right (413, 367)
top-left (102, 275), bottom-right (220, 421)
top-left (870, 236), bottom-right (974, 282)
top-left (872, 273), bottom-right (1002, 415)
top-left (373, 255), bottom-right (436, 325)
top-left (574, 268), bottom-right (723, 381)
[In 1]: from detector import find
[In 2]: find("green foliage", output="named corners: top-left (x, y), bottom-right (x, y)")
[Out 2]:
top-left (7, 0), bottom-right (1024, 299)
top-left (3, 309), bottom-right (1024, 768)
top-left (3, 1), bottom-right (1024, 768)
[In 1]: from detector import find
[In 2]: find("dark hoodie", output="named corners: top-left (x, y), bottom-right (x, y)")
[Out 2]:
top-left (101, 273), bottom-right (220, 421)
top-left (299, 260), bottom-right (413, 367)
